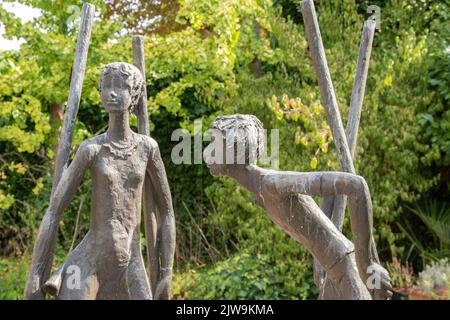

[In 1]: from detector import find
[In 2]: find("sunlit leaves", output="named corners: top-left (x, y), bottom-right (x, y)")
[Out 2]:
top-left (0, 95), bottom-right (49, 153)
top-left (266, 94), bottom-right (332, 169)
top-left (0, 189), bottom-right (15, 210)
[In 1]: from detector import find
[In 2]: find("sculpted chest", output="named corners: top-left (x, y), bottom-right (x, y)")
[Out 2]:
top-left (91, 142), bottom-right (149, 191)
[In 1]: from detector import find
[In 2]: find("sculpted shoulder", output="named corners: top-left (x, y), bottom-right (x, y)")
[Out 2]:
top-left (139, 134), bottom-right (160, 156)
top-left (77, 134), bottom-right (104, 164)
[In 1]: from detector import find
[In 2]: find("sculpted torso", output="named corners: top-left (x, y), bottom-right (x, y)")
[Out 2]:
top-left (56, 133), bottom-right (153, 299)
top-left (90, 133), bottom-right (147, 243)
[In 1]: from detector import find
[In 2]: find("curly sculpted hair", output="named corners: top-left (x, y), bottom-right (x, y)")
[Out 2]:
top-left (99, 62), bottom-right (144, 113)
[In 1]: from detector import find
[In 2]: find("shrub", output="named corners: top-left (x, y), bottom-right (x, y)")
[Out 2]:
top-left (173, 252), bottom-right (317, 299)
top-left (414, 258), bottom-right (450, 299)
top-left (0, 255), bottom-right (29, 299)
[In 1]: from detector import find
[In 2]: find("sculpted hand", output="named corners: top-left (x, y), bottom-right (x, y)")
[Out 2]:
top-left (365, 262), bottom-right (393, 300)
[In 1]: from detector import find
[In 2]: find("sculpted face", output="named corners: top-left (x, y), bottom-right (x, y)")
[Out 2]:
top-left (100, 72), bottom-right (132, 113)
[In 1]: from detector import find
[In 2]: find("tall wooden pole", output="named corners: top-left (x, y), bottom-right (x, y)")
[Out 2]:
top-left (24, 3), bottom-right (94, 299)
top-left (319, 19), bottom-right (376, 289)
top-left (132, 36), bottom-right (150, 136)
top-left (327, 19), bottom-right (376, 228)
top-left (346, 20), bottom-right (375, 158)
top-left (51, 3), bottom-right (94, 194)
top-left (132, 36), bottom-right (160, 296)
top-left (301, 0), bottom-right (378, 296)
top-left (300, 0), bottom-right (355, 175)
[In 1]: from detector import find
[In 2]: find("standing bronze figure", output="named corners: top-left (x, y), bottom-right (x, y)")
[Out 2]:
top-left (24, 62), bottom-right (175, 300)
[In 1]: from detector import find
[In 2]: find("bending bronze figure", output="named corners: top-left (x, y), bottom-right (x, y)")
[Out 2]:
top-left (203, 114), bottom-right (392, 300)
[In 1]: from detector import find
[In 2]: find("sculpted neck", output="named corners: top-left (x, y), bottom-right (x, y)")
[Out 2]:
top-left (107, 111), bottom-right (133, 142)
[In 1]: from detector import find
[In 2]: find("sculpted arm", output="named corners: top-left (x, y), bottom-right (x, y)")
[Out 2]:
top-left (271, 171), bottom-right (392, 299)
top-left (24, 141), bottom-right (94, 299)
top-left (145, 138), bottom-right (175, 299)
top-left (266, 172), bottom-right (379, 279)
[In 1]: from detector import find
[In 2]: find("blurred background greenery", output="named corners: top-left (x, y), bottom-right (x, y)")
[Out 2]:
top-left (0, 0), bottom-right (448, 299)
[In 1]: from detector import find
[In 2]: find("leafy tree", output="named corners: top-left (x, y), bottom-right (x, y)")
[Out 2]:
top-left (104, 0), bottom-right (181, 36)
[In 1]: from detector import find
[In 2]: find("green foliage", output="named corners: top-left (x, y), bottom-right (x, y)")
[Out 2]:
top-left (0, 255), bottom-right (29, 299)
top-left (415, 258), bottom-right (450, 299)
top-left (0, 0), bottom-right (131, 253)
top-left (386, 256), bottom-right (415, 290)
top-left (266, 0), bottom-right (449, 256)
top-left (0, 0), bottom-right (129, 212)
top-left (417, 2), bottom-right (450, 190)
top-left (398, 201), bottom-right (450, 268)
top-left (267, 94), bottom-right (332, 169)
top-left (142, 0), bottom-right (275, 121)
top-left (174, 252), bottom-right (317, 299)
top-left (410, 201), bottom-right (450, 249)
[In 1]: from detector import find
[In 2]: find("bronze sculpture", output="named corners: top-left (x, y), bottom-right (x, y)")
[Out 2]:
top-left (24, 62), bottom-right (175, 300)
top-left (203, 114), bottom-right (392, 300)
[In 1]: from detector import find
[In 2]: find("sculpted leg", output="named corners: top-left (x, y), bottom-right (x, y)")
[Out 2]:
top-left (278, 171), bottom-right (391, 298)
top-left (126, 234), bottom-right (152, 300)
top-left (319, 273), bottom-right (340, 300)
top-left (48, 234), bottom-right (99, 300)
top-left (314, 198), bottom-right (344, 300)
top-left (315, 175), bottom-right (370, 298)
top-left (314, 173), bottom-right (379, 280)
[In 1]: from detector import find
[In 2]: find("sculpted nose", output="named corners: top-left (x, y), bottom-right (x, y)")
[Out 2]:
top-left (110, 90), bottom-right (117, 98)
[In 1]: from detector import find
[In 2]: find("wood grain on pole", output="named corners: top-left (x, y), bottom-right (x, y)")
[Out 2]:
top-left (132, 36), bottom-right (150, 136)
top-left (300, 0), bottom-right (355, 175)
top-left (328, 19), bottom-right (376, 229)
top-left (52, 3), bottom-right (94, 194)
top-left (301, 0), bottom-right (355, 293)
top-left (132, 36), bottom-right (160, 295)
top-left (346, 19), bottom-right (375, 157)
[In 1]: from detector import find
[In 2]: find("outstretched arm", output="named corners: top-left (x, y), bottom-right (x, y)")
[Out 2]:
top-left (264, 171), bottom-right (391, 296)
top-left (145, 139), bottom-right (175, 300)
top-left (24, 141), bottom-right (94, 300)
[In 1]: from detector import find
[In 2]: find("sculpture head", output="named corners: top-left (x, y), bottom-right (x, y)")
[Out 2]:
top-left (203, 114), bottom-right (266, 176)
top-left (99, 62), bottom-right (144, 114)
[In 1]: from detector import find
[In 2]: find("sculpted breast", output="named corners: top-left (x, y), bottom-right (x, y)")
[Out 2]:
top-left (96, 160), bottom-right (117, 183)
top-left (124, 171), bottom-right (144, 189)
